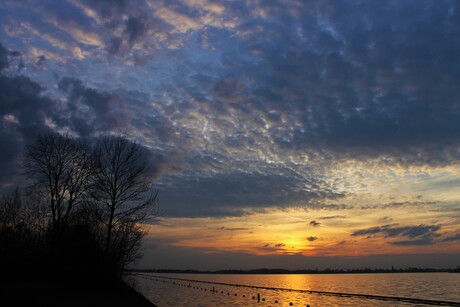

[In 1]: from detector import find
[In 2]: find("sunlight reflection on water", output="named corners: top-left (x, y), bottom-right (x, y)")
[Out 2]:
top-left (133, 273), bottom-right (460, 307)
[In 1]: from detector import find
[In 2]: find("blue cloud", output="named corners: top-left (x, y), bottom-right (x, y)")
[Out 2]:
top-left (156, 171), bottom-right (343, 217)
top-left (391, 238), bottom-right (437, 246)
top-left (2, 0), bottom-right (460, 218)
top-left (352, 224), bottom-right (442, 246)
top-left (442, 233), bottom-right (460, 242)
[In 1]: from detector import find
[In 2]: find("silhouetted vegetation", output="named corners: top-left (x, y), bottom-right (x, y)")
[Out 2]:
top-left (0, 133), bottom-right (158, 290)
top-left (91, 135), bottom-right (158, 276)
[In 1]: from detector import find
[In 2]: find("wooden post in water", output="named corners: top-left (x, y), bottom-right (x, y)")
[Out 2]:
top-left (257, 293), bottom-right (260, 303)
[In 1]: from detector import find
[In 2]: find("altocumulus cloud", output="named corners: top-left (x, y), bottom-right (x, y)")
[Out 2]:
top-left (1, 0), bottom-right (460, 218)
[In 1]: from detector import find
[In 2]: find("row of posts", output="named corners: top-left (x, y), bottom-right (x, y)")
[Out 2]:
top-left (165, 279), bottom-right (310, 306)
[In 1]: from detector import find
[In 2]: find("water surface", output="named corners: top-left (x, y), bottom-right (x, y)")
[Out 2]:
top-left (133, 272), bottom-right (460, 306)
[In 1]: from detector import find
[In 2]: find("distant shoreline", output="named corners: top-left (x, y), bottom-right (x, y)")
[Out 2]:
top-left (131, 267), bottom-right (460, 275)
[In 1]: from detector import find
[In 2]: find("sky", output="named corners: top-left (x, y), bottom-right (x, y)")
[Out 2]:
top-left (1, 0), bottom-right (460, 270)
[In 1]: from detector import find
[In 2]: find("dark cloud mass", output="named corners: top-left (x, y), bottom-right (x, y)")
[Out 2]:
top-left (352, 224), bottom-right (442, 245)
top-left (57, 77), bottom-right (129, 136)
top-left (391, 238), bottom-right (438, 246)
top-left (351, 224), bottom-right (442, 238)
top-left (0, 43), bottom-right (8, 70)
top-left (309, 221), bottom-right (321, 227)
top-left (0, 43), bottom-right (56, 187)
top-left (442, 233), bottom-right (460, 242)
top-left (157, 172), bottom-right (343, 217)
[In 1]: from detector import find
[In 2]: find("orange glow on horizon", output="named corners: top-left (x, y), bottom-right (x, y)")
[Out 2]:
top-left (145, 203), bottom-right (460, 258)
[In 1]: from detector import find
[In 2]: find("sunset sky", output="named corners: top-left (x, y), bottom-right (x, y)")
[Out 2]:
top-left (1, 0), bottom-right (460, 270)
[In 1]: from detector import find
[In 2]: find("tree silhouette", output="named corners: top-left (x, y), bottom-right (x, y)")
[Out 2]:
top-left (91, 135), bottom-right (158, 275)
top-left (4, 133), bottom-right (158, 281)
top-left (0, 187), bottom-right (21, 231)
top-left (24, 133), bottom-right (94, 232)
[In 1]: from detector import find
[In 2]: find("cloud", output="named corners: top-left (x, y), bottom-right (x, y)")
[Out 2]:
top-left (0, 43), bottom-right (9, 70)
top-left (19, 22), bottom-right (89, 60)
top-left (13, 0), bottom-right (168, 61)
top-left (318, 215), bottom-right (347, 220)
top-left (1, 1), bottom-right (458, 271)
top-left (391, 239), bottom-right (437, 246)
top-left (63, 0), bottom-right (234, 60)
top-left (6, 1), bottom-right (460, 166)
top-left (220, 227), bottom-right (250, 231)
top-left (212, 79), bottom-right (246, 103)
top-left (0, 46), bottom-right (167, 190)
top-left (56, 77), bottom-right (176, 143)
top-left (442, 233), bottom-right (460, 242)
top-left (352, 224), bottom-right (441, 239)
top-left (0, 43), bottom-right (56, 187)
top-left (107, 13), bottom-right (167, 58)
top-left (259, 243), bottom-right (286, 252)
top-left (157, 171), bottom-right (344, 217)
top-left (221, 0), bottom-right (460, 166)
top-left (2, 0), bottom-right (460, 223)
top-left (351, 224), bottom-right (442, 246)
top-left (155, 6), bottom-right (201, 34)
top-left (0, 42), bottom-right (21, 72)
top-left (125, 15), bottom-right (148, 47)
top-left (57, 77), bottom-right (129, 136)
top-left (309, 221), bottom-right (321, 227)
top-left (359, 201), bottom-right (438, 210)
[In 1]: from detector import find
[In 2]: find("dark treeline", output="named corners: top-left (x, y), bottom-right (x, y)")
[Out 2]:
top-left (134, 267), bottom-right (460, 274)
top-left (0, 133), bottom-right (158, 288)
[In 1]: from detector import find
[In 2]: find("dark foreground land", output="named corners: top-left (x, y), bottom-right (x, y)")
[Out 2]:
top-left (0, 277), bottom-right (155, 307)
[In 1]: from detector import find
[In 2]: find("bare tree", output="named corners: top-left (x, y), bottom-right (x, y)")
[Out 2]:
top-left (0, 187), bottom-right (48, 277)
top-left (110, 220), bottom-right (144, 275)
top-left (24, 133), bottom-right (94, 232)
top-left (0, 187), bottom-right (21, 233)
top-left (91, 135), bottom-right (158, 271)
top-left (19, 133), bottom-right (157, 278)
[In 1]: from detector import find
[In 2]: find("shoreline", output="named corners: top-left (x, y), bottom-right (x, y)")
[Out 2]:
top-left (131, 268), bottom-right (460, 275)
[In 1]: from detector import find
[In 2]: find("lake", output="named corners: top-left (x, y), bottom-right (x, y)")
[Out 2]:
top-left (132, 272), bottom-right (460, 306)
